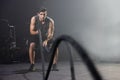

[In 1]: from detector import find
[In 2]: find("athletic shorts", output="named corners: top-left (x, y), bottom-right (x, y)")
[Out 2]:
top-left (30, 35), bottom-right (54, 51)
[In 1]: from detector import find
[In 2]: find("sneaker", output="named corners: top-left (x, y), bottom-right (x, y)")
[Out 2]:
top-left (28, 64), bottom-right (36, 71)
top-left (52, 64), bottom-right (59, 71)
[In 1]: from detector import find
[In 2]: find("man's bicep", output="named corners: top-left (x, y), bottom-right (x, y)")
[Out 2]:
top-left (49, 21), bottom-right (54, 34)
top-left (30, 17), bottom-right (35, 32)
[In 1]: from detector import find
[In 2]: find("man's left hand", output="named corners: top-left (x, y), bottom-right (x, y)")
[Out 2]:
top-left (43, 40), bottom-right (48, 47)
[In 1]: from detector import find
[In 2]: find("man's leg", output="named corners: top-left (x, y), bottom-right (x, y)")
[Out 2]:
top-left (29, 42), bottom-right (36, 71)
top-left (52, 48), bottom-right (59, 71)
top-left (53, 48), bottom-right (58, 64)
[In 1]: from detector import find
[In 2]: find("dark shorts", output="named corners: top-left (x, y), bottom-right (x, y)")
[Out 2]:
top-left (30, 35), bottom-right (39, 44)
top-left (30, 35), bottom-right (54, 51)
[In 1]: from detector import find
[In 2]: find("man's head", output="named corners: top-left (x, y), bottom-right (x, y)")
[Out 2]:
top-left (37, 8), bottom-right (47, 21)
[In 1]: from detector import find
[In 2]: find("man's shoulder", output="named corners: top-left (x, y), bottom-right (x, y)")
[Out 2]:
top-left (47, 16), bottom-right (54, 23)
top-left (33, 15), bottom-right (39, 19)
top-left (31, 15), bottom-right (38, 21)
top-left (31, 15), bottom-right (38, 19)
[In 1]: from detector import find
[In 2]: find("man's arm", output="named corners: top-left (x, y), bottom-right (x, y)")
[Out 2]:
top-left (43, 18), bottom-right (54, 47)
top-left (30, 16), bottom-right (38, 35)
top-left (47, 18), bottom-right (54, 41)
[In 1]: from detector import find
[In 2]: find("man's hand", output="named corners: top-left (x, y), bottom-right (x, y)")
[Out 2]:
top-left (43, 40), bottom-right (48, 47)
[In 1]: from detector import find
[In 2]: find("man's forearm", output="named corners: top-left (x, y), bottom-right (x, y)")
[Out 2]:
top-left (46, 34), bottom-right (53, 41)
top-left (30, 30), bottom-right (38, 35)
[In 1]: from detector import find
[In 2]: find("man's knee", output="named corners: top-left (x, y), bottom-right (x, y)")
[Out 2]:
top-left (29, 42), bottom-right (36, 50)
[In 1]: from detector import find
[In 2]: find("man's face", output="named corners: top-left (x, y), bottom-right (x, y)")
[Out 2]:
top-left (38, 11), bottom-right (47, 21)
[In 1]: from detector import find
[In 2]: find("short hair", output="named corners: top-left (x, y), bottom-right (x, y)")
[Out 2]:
top-left (39, 7), bottom-right (47, 12)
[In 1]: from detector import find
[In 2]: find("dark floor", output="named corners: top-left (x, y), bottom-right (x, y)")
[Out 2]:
top-left (0, 61), bottom-right (120, 80)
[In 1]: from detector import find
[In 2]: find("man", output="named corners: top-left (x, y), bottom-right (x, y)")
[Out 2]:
top-left (28, 8), bottom-right (58, 71)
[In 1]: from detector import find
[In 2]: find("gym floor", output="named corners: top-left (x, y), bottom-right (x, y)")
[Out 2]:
top-left (0, 61), bottom-right (120, 80)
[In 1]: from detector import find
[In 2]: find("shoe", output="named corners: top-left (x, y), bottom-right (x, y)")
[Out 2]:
top-left (28, 64), bottom-right (36, 71)
top-left (52, 64), bottom-right (59, 71)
